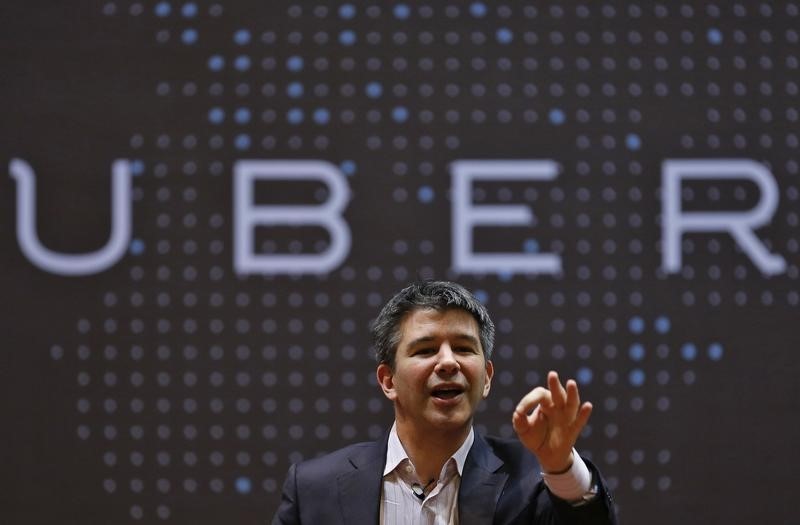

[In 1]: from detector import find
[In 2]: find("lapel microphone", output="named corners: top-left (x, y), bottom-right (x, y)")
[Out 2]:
top-left (411, 478), bottom-right (436, 500)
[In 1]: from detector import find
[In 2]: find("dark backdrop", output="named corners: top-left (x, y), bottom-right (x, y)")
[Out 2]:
top-left (2, 2), bottom-right (799, 524)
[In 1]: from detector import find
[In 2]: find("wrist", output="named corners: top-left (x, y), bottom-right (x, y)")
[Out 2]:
top-left (541, 450), bottom-right (574, 475)
top-left (540, 452), bottom-right (594, 503)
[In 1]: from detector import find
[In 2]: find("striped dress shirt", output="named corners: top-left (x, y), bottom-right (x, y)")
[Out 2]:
top-left (380, 423), bottom-right (472, 525)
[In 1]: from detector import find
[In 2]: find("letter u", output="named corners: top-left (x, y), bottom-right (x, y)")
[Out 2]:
top-left (9, 158), bottom-right (132, 276)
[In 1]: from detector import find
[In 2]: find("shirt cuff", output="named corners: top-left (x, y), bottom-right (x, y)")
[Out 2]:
top-left (540, 449), bottom-right (592, 502)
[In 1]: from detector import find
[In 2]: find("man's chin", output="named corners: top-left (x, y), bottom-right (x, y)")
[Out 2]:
top-left (425, 411), bottom-right (472, 432)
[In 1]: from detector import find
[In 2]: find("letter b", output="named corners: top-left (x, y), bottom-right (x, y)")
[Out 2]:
top-left (233, 160), bottom-right (351, 274)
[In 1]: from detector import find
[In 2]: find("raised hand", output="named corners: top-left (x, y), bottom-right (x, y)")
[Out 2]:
top-left (511, 371), bottom-right (593, 473)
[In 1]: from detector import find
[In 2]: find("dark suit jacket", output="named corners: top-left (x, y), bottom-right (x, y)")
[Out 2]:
top-left (272, 431), bottom-right (618, 524)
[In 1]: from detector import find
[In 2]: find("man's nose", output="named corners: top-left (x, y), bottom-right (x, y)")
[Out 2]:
top-left (434, 343), bottom-right (460, 374)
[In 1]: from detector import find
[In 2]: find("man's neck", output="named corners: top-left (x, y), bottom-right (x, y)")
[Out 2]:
top-left (394, 421), bottom-right (472, 482)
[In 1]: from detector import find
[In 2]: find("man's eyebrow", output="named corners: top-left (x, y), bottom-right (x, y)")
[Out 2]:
top-left (405, 334), bottom-right (480, 348)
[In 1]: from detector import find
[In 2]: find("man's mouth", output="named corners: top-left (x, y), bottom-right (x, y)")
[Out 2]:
top-left (431, 387), bottom-right (465, 399)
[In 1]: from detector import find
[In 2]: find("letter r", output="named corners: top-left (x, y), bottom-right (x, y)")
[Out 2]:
top-left (662, 159), bottom-right (786, 275)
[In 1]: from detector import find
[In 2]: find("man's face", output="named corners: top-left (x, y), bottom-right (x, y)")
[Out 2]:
top-left (377, 308), bottom-right (493, 436)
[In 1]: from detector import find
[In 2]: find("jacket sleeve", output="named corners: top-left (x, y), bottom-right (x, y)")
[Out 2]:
top-left (543, 460), bottom-right (618, 525)
top-left (271, 464), bottom-right (301, 525)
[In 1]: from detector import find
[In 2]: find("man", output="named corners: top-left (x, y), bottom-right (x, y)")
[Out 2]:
top-left (273, 281), bottom-right (618, 524)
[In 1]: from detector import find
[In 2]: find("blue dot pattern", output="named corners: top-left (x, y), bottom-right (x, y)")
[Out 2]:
top-left (40, 2), bottom-right (795, 523)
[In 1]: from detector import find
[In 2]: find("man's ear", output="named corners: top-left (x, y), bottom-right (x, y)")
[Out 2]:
top-left (376, 363), bottom-right (396, 400)
top-left (482, 360), bottom-right (494, 399)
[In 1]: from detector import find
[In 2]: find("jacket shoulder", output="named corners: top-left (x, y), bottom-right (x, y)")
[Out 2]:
top-left (292, 440), bottom-right (384, 483)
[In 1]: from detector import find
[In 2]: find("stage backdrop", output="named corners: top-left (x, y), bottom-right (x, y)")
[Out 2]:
top-left (2, 2), bottom-right (799, 524)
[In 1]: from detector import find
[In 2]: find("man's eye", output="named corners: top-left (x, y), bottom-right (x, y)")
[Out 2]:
top-left (456, 347), bottom-right (476, 353)
top-left (414, 348), bottom-right (434, 356)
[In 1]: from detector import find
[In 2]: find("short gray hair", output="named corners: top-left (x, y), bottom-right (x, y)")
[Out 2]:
top-left (371, 281), bottom-right (495, 367)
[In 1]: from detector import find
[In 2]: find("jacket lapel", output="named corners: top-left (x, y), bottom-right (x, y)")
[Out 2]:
top-left (458, 433), bottom-right (508, 524)
top-left (335, 432), bottom-right (509, 524)
top-left (338, 437), bottom-right (388, 524)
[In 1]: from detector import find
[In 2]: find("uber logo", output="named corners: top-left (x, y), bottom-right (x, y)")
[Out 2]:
top-left (8, 158), bottom-right (788, 277)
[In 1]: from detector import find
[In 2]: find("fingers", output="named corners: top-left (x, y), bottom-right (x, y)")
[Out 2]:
top-left (565, 378), bottom-right (580, 413)
top-left (574, 401), bottom-right (593, 431)
top-left (548, 371), bottom-right (567, 408)
top-left (513, 373), bottom-right (594, 462)
top-left (515, 386), bottom-right (552, 418)
top-left (513, 402), bottom-right (553, 450)
top-left (512, 402), bottom-right (541, 433)
top-left (515, 372), bottom-right (590, 428)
